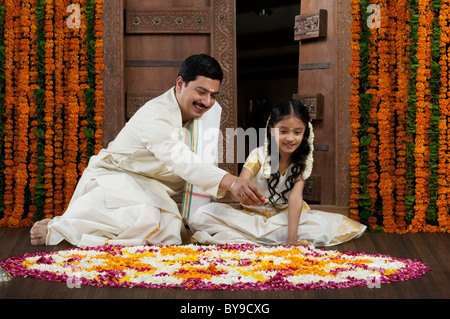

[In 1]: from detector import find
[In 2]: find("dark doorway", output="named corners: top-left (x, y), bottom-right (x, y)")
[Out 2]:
top-left (236, 0), bottom-right (301, 171)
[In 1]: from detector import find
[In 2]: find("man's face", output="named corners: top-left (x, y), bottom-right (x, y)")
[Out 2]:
top-left (175, 75), bottom-right (221, 122)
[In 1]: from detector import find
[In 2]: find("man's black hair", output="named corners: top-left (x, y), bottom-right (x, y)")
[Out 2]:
top-left (178, 54), bottom-right (223, 85)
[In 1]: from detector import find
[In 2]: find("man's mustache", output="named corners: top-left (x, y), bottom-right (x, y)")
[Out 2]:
top-left (194, 102), bottom-right (208, 109)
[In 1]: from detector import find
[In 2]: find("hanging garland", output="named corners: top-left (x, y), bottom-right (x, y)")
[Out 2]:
top-left (349, 0), bottom-right (362, 223)
top-left (43, 0), bottom-right (55, 220)
top-left (353, 0), bottom-right (371, 228)
top-left (27, 0), bottom-right (40, 226)
top-left (437, 0), bottom-right (450, 230)
top-left (366, 0), bottom-right (381, 231)
top-left (77, 0), bottom-right (88, 176)
top-left (0, 2), bottom-right (6, 221)
top-left (393, 0), bottom-right (410, 233)
top-left (0, 0), bottom-right (104, 227)
top-left (63, 0), bottom-right (80, 210)
top-left (425, 0), bottom-right (442, 231)
top-left (11, 0), bottom-right (32, 228)
top-left (377, 0), bottom-right (396, 232)
top-left (53, 0), bottom-right (65, 217)
top-left (350, 0), bottom-right (450, 233)
top-left (32, 0), bottom-right (46, 223)
top-left (1, 0), bottom-right (15, 227)
top-left (410, 0), bottom-right (432, 232)
top-left (93, 0), bottom-right (104, 155)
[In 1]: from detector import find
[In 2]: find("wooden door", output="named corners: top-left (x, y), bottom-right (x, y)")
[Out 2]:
top-left (294, 0), bottom-right (353, 206)
top-left (102, 0), bottom-right (238, 202)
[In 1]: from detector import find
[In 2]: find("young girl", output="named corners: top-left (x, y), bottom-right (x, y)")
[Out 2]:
top-left (189, 99), bottom-right (366, 246)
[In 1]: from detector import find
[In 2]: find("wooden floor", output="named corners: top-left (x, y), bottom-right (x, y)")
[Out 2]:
top-left (0, 227), bottom-right (449, 304)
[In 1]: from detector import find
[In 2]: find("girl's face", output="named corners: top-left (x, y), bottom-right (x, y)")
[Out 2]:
top-left (270, 115), bottom-right (306, 158)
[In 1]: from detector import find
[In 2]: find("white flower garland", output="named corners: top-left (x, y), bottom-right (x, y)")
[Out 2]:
top-left (301, 121), bottom-right (314, 180)
top-left (263, 120), bottom-right (314, 180)
top-left (262, 115), bottom-right (272, 179)
top-left (262, 141), bottom-right (272, 179)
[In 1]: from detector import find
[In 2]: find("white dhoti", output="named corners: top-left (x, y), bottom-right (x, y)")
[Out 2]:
top-left (47, 178), bottom-right (187, 248)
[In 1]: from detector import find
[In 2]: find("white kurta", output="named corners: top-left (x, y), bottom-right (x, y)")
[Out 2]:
top-left (46, 88), bottom-right (228, 247)
top-left (189, 146), bottom-right (367, 247)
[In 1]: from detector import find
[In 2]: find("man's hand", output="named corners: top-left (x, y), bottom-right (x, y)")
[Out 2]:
top-left (230, 178), bottom-right (266, 206)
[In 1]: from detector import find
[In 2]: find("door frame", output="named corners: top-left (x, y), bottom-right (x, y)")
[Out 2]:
top-left (102, 0), bottom-right (238, 178)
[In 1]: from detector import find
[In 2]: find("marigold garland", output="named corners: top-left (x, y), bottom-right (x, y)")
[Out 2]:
top-left (350, 0), bottom-right (450, 233)
top-left (0, 0), bottom-right (104, 227)
top-left (27, 0), bottom-right (40, 227)
top-left (377, 0), bottom-right (396, 233)
top-left (0, 2), bottom-right (7, 220)
top-left (77, 0), bottom-right (88, 175)
top-left (393, 0), bottom-right (411, 233)
top-left (437, 0), bottom-right (450, 230)
top-left (53, 0), bottom-right (65, 217)
top-left (410, 0), bottom-right (433, 232)
top-left (424, 0), bottom-right (442, 232)
top-left (63, 0), bottom-right (80, 210)
top-left (354, 0), bottom-right (372, 228)
top-left (43, 0), bottom-right (55, 220)
top-left (93, 0), bottom-right (104, 154)
top-left (12, 0), bottom-right (32, 228)
top-left (366, 5), bottom-right (380, 230)
top-left (1, 0), bottom-right (15, 228)
top-left (366, 0), bottom-right (382, 231)
top-left (349, 0), bottom-right (362, 223)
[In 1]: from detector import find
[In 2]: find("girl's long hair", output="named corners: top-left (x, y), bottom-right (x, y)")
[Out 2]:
top-left (266, 99), bottom-right (311, 206)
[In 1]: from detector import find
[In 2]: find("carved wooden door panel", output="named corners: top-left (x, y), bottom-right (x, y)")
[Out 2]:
top-left (294, 0), bottom-right (352, 206)
top-left (102, 0), bottom-right (237, 202)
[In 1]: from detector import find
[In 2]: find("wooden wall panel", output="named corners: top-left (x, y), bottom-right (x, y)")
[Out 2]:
top-left (296, 0), bottom-right (352, 206)
top-left (102, 0), bottom-right (125, 146)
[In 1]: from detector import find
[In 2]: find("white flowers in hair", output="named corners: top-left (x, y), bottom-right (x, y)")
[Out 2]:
top-left (263, 120), bottom-right (314, 180)
top-left (263, 116), bottom-right (272, 179)
top-left (263, 134), bottom-right (272, 179)
top-left (301, 121), bottom-right (314, 180)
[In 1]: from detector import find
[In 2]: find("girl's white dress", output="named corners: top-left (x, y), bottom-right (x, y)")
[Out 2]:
top-left (189, 146), bottom-right (366, 247)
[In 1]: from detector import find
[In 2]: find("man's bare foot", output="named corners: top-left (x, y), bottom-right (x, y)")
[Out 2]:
top-left (30, 219), bottom-right (50, 245)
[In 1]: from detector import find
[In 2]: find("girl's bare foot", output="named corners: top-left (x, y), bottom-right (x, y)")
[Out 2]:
top-left (30, 219), bottom-right (51, 245)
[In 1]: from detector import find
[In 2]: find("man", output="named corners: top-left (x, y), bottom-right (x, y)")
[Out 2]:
top-left (30, 54), bottom-right (266, 247)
